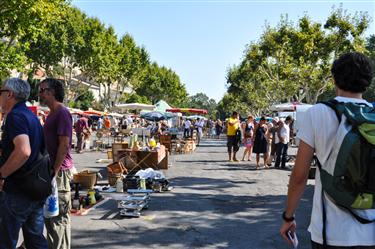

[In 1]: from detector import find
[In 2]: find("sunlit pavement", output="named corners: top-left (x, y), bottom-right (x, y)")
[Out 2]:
top-left (70, 138), bottom-right (314, 249)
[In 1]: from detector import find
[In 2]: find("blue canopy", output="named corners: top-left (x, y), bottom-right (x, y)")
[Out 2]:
top-left (140, 111), bottom-right (166, 121)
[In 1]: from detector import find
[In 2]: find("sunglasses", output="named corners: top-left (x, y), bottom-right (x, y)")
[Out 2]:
top-left (0, 89), bottom-right (10, 94)
top-left (39, 87), bottom-right (50, 93)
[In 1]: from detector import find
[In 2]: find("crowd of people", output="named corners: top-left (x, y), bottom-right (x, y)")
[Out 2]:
top-left (0, 52), bottom-right (374, 249)
top-left (225, 112), bottom-right (294, 169)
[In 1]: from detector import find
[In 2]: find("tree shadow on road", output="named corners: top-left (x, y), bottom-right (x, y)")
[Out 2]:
top-left (72, 180), bottom-right (314, 249)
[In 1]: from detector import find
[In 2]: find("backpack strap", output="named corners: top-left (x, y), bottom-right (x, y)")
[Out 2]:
top-left (321, 189), bottom-right (328, 248)
top-left (319, 99), bottom-right (342, 123)
top-left (344, 208), bottom-right (375, 224)
top-left (318, 99), bottom-right (345, 247)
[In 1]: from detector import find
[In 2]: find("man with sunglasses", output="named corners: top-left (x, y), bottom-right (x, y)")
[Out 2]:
top-left (0, 78), bottom-right (48, 248)
top-left (39, 78), bottom-right (73, 249)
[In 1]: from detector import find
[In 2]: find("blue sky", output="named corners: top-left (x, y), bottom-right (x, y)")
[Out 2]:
top-left (72, 0), bottom-right (375, 102)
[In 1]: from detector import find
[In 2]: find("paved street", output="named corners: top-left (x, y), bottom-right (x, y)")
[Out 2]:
top-left (71, 138), bottom-right (315, 249)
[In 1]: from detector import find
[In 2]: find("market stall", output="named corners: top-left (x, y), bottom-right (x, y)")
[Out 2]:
top-left (166, 108), bottom-right (208, 115)
top-left (116, 103), bottom-right (155, 111)
top-left (118, 145), bottom-right (168, 174)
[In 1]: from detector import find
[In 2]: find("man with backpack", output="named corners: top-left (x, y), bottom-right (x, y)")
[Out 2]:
top-left (280, 52), bottom-right (375, 248)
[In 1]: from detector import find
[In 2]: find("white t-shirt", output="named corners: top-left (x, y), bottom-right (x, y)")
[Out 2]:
top-left (298, 96), bottom-right (375, 246)
top-left (275, 122), bottom-right (290, 144)
top-left (184, 120), bottom-right (191, 129)
top-left (196, 120), bottom-right (205, 133)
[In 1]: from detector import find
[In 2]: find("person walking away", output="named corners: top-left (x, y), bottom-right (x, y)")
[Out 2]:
top-left (183, 119), bottom-right (191, 138)
top-left (226, 111), bottom-right (240, 161)
top-left (267, 117), bottom-right (279, 165)
top-left (274, 116), bottom-right (292, 169)
top-left (252, 116), bottom-right (268, 169)
top-left (280, 52), bottom-right (375, 248)
top-left (0, 78), bottom-right (48, 249)
top-left (206, 118), bottom-right (213, 138)
top-left (39, 78), bottom-right (74, 249)
top-left (104, 116), bottom-right (111, 130)
top-left (190, 119), bottom-right (196, 139)
top-left (120, 115), bottom-right (128, 130)
top-left (97, 116), bottom-right (103, 130)
top-left (196, 118), bottom-right (205, 146)
top-left (215, 119), bottom-right (223, 139)
top-left (74, 115), bottom-right (88, 153)
top-left (242, 115), bottom-right (255, 161)
top-left (265, 121), bottom-right (274, 166)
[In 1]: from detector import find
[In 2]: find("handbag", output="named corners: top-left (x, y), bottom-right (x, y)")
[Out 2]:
top-left (235, 128), bottom-right (242, 143)
top-left (13, 144), bottom-right (52, 201)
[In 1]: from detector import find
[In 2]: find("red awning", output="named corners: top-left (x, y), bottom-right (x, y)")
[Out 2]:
top-left (166, 108), bottom-right (208, 115)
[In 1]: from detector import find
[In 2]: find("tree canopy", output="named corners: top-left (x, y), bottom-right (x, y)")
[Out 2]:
top-left (1, 2), bottom-right (188, 110)
top-left (221, 8), bottom-right (371, 117)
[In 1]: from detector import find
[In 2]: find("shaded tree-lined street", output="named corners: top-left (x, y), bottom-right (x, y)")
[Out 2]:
top-left (71, 139), bottom-right (314, 249)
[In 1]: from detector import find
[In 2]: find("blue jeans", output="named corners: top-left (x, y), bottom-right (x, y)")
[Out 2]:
top-left (275, 142), bottom-right (288, 168)
top-left (0, 191), bottom-right (48, 249)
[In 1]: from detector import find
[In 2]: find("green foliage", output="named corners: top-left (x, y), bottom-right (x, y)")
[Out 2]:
top-left (0, 0), bottom-right (66, 77)
top-left (1, 2), bottom-right (188, 111)
top-left (121, 93), bottom-right (151, 104)
top-left (184, 92), bottom-right (218, 118)
top-left (136, 63), bottom-right (188, 106)
top-left (222, 7), bottom-right (370, 116)
top-left (25, 6), bottom-right (85, 74)
top-left (70, 88), bottom-right (95, 111)
top-left (114, 34), bottom-right (150, 105)
top-left (363, 35), bottom-right (375, 102)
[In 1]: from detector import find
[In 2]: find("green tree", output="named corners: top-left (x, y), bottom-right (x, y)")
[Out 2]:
top-left (70, 88), bottom-right (95, 111)
top-left (363, 35), bottom-right (375, 102)
top-left (115, 34), bottom-right (150, 105)
top-left (25, 6), bottom-right (86, 102)
top-left (137, 63), bottom-right (188, 106)
top-left (121, 93), bottom-right (151, 104)
top-left (185, 92), bottom-right (218, 117)
top-left (74, 18), bottom-right (121, 109)
top-left (223, 7), bottom-right (370, 116)
top-left (0, 0), bottom-right (66, 78)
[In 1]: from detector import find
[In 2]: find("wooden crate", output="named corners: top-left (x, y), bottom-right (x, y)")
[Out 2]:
top-left (112, 142), bottom-right (129, 162)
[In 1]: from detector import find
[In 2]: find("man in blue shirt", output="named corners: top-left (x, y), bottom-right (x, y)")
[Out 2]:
top-left (0, 78), bottom-right (48, 249)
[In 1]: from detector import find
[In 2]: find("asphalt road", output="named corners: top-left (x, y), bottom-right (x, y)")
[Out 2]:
top-left (71, 138), bottom-right (314, 249)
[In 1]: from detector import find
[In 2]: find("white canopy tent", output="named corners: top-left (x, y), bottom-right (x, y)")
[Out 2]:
top-left (107, 112), bottom-right (123, 118)
top-left (185, 115), bottom-right (207, 120)
top-left (116, 103), bottom-right (155, 111)
top-left (270, 102), bottom-right (313, 112)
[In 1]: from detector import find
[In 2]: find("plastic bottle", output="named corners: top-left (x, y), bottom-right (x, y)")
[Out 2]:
top-left (88, 189), bottom-right (96, 205)
top-left (116, 177), bottom-right (124, 193)
top-left (140, 178), bottom-right (146, 190)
